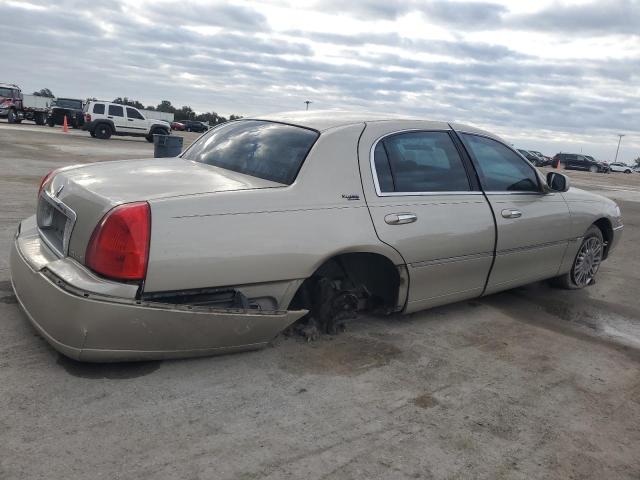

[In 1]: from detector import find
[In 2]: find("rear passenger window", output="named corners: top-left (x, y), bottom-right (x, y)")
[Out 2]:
top-left (461, 134), bottom-right (539, 192)
top-left (373, 131), bottom-right (470, 193)
top-left (126, 107), bottom-right (144, 120)
top-left (108, 105), bottom-right (123, 117)
top-left (93, 103), bottom-right (105, 114)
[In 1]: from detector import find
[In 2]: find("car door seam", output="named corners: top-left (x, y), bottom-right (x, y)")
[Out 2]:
top-left (448, 126), bottom-right (498, 296)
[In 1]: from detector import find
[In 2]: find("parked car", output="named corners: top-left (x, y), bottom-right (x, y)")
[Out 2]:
top-left (609, 162), bottom-right (633, 174)
top-left (517, 149), bottom-right (543, 165)
top-left (83, 101), bottom-right (170, 141)
top-left (10, 112), bottom-right (623, 361)
top-left (552, 153), bottom-right (608, 173)
top-left (171, 121), bottom-right (185, 131)
top-left (0, 83), bottom-right (50, 125)
top-left (528, 150), bottom-right (553, 166)
top-left (585, 156), bottom-right (609, 172)
top-left (180, 119), bottom-right (209, 133)
top-left (47, 97), bottom-right (84, 128)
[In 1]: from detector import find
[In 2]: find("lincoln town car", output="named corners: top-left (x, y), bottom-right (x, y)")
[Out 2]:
top-left (10, 112), bottom-right (623, 361)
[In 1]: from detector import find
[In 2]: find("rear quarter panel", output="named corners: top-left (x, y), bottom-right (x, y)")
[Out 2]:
top-left (144, 123), bottom-right (404, 293)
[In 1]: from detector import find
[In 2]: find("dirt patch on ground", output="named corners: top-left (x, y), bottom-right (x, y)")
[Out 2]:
top-left (412, 393), bottom-right (439, 409)
top-left (279, 335), bottom-right (402, 376)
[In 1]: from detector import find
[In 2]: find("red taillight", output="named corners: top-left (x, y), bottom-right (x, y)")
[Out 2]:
top-left (38, 169), bottom-right (59, 197)
top-left (85, 202), bottom-right (151, 281)
top-left (85, 113), bottom-right (91, 123)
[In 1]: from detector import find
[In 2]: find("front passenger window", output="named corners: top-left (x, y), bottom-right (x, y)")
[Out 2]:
top-left (126, 107), bottom-right (144, 120)
top-left (461, 134), bottom-right (539, 192)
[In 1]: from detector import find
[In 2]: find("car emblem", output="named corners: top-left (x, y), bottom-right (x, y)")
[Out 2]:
top-left (55, 184), bottom-right (64, 197)
top-left (341, 194), bottom-right (360, 201)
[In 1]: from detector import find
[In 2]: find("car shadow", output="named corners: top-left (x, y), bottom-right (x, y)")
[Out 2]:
top-left (56, 355), bottom-right (162, 379)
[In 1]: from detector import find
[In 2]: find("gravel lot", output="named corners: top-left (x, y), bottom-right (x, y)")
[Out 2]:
top-left (1, 122), bottom-right (639, 479)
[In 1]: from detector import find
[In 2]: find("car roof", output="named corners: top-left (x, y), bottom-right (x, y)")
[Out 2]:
top-left (251, 110), bottom-right (501, 140)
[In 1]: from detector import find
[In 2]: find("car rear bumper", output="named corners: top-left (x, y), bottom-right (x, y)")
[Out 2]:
top-left (10, 217), bottom-right (306, 362)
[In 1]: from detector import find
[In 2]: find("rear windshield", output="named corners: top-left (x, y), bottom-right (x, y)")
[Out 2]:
top-left (182, 120), bottom-right (319, 185)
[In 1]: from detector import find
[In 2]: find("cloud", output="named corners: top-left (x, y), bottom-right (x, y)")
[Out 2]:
top-left (417, 1), bottom-right (507, 28)
top-left (317, 0), bottom-right (507, 27)
top-left (511, 0), bottom-right (640, 36)
top-left (143, 1), bottom-right (269, 30)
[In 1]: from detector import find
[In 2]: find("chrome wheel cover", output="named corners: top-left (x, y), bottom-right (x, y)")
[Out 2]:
top-left (573, 237), bottom-right (603, 287)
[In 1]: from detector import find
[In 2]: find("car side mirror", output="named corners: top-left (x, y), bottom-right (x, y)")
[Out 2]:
top-left (547, 172), bottom-right (570, 192)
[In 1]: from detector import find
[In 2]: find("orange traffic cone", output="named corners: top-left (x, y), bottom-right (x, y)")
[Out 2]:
top-left (63, 115), bottom-right (69, 133)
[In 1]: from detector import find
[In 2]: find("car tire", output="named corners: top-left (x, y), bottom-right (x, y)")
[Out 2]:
top-left (589, 165), bottom-right (598, 173)
top-left (551, 225), bottom-right (604, 290)
top-left (47, 118), bottom-right (55, 127)
top-left (7, 109), bottom-right (17, 124)
top-left (625, 169), bottom-right (631, 174)
top-left (145, 127), bottom-right (169, 143)
top-left (94, 123), bottom-right (112, 140)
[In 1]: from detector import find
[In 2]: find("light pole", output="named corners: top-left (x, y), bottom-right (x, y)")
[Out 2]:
top-left (614, 134), bottom-right (625, 163)
top-left (304, 101), bottom-right (312, 110)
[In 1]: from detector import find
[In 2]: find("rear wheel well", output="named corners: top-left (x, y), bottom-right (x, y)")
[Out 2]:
top-left (593, 218), bottom-right (613, 259)
top-left (288, 253), bottom-right (400, 312)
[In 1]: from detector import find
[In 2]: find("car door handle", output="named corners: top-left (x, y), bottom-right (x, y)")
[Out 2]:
top-left (385, 213), bottom-right (417, 225)
top-left (501, 209), bottom-right (522, 219)
top-left (128, 118), bottom-right (134, 121)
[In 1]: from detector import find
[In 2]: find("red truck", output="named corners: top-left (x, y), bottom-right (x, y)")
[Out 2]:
top-left (0, 83), bottom-right (50, 125)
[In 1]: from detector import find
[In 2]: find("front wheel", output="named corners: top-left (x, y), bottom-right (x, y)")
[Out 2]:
top-left (625, 169), bottom-right (631, 174)
top-left (552, 225), bottom-right (603, 289)
top-left (94, 123), bottom-right (112, 139)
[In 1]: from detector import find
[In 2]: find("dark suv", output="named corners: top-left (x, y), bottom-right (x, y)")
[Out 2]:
top-left (180, 120), bottom-right (209, 133)
top-left (552, 153), bottom-right (608, 173)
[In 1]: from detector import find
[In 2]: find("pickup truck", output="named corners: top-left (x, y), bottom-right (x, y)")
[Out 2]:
top-left (0, 83), bottom-right (50, 125)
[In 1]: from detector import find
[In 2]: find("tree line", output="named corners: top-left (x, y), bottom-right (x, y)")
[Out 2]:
top-left (112, 97), bottom-right (241, 125)
top-left (32, 88), bottom-right (241, 125)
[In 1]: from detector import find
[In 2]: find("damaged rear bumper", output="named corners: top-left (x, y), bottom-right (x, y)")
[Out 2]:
top-left (10, 217), bottom-right (307, 362)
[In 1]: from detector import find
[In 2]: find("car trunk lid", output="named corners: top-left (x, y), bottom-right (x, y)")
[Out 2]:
top-left (39, 157), bottom-right (283, 263)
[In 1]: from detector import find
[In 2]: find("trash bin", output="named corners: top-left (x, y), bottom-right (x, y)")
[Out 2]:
top-left (153, 134), bottom-right (183, 158)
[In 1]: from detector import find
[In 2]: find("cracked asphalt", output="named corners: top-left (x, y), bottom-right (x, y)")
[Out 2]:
top-left (1, 122), bottom-right (639, 479)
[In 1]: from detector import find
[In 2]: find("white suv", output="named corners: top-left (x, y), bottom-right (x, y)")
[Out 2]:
top-left (83, 101), bottom-right (171, 142)
top-left (609, 162), bottom-right (633, 174)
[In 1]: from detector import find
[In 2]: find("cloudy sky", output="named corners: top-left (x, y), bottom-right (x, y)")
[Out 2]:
top-left (2, 0), bottom-right (639, 161)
